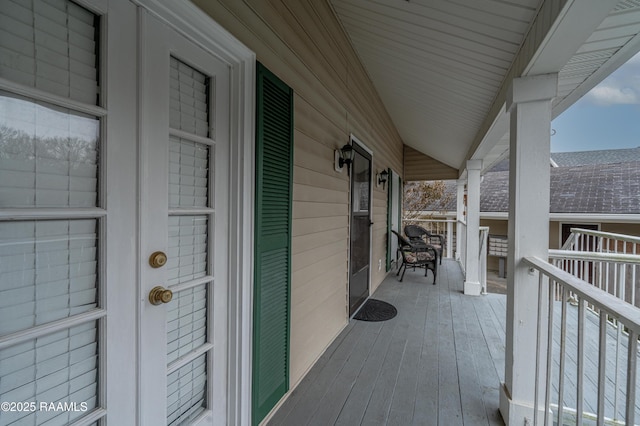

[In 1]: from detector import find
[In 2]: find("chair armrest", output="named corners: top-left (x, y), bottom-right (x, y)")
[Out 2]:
top-left (426, 233), bottom-right (445, 246)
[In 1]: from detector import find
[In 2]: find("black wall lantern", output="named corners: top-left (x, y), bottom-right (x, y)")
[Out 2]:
top-left (377, 169), bottom-right (389, 189)
top-left (335, 144), bottom-right (355, 172)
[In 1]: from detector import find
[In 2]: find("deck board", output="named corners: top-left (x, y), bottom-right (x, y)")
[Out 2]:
top-left (267, 259), bottom-right (640, 425)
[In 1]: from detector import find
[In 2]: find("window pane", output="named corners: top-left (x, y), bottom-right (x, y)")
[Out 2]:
top-left (0, 321), bottom-right (99, 426)
top-left (0, 220), bottom-right (98, 336)
top-left (0, 0), bottom-right (99, 105)
top-left (0, 92), bottom-right (100, 208)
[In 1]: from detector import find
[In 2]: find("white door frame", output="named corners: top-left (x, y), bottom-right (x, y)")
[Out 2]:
top-left (132, 1), bottom-right (255, 424)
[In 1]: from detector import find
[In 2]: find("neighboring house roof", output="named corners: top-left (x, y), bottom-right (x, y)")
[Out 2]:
top-left (422, 151), bottom-right (640, 215)
top-left (488, 147), bottom-right (640, 172)
top-left (551, 147), bottom-right (640, 167)
top-left (482, 162), bottom-right (640, 214)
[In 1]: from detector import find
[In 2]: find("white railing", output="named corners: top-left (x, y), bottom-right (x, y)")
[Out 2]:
top-left (480, 226), bottom-right (489, 294)
top-left (402, 218), bottom-right (456, 258)
top-left (404, 218), bottom-right (488, 294)
top-left (557, 228), bottom-right (640, 307)
top-left (545, 229), bottom-right (640, 424)
top-left (458, 220), bottom-right (467, 274)
top-left (526, 256), bottom-right (640, 426)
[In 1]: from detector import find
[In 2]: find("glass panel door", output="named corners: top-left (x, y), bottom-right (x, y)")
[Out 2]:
top-left (349, 142), bottom-right (372, 316)
top-left (139, 12), bottom-right (230, 426)
top-left (0, 1), bottom-right (105, 425)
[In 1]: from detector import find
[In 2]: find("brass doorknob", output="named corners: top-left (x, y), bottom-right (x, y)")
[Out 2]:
top-left (149, 251), bottom-right (168, 268)
top-left (149, 286), bottom-right (173, 305)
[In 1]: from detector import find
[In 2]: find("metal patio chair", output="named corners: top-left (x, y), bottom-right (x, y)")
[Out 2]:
top-left (404, 224), bottom-right (445, 264)
top-left (391, 230), bottom-right (437, 284)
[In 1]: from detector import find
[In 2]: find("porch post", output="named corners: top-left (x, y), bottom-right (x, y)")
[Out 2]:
top-left (464, 159), bottom-right (482, 296)
top-left (500, 74), bottom-right (557, 425)
top-left (455, 178), bottom-right (465, 261)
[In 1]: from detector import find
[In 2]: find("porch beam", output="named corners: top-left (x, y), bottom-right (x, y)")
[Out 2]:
top-left (500, 73), bottom-right (558, 425)
top-left (464, 160), bottom-right (482, 296)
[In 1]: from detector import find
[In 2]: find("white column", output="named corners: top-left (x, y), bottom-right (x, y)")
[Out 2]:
top-left (464, 159), bottom-right (482, 296)
top-left (500, 74), bottom-right (557, 425)
top-left (455, 179), bottom-right (465, 261)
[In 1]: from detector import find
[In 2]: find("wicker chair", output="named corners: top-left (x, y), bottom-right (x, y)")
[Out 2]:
top-left (404, 224), bottom-right (445, 264)
top-left (391, 230), bottom-right (437, 284)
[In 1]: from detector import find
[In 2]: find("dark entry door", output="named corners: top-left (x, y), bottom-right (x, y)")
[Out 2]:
top-left (349, 142), bottom-right (372, 316)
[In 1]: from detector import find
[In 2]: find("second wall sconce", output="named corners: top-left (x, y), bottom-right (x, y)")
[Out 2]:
top-left (377, 169), bottom-right (389, 189)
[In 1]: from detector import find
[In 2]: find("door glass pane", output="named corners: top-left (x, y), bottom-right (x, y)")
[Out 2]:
top-left (167, 354), bottom-right (207, 425)
top-left (169, 58), bottom-right (209, 137)
top-left (0, 2), bottom-right (103, 425)
top-left (352, 151), bottom-right (370, 213)
top-left (0, 220), bottom-right (98, 336)
top-left (351, 150), bottom-right (371, 273)
top-left (0, 92), bottom-right (100, 208)
top-left (167, 215), bottom-right (208, 286)
top-left (0, 321), bottom-right (99, 426)
top-left (169, 137), bottom-right (209, 208)
top-left (167, 284), bottom-right (207, 364)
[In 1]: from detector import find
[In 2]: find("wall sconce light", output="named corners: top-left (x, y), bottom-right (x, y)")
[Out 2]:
top-left (377, 169), bottom-right (389, 189)
top-left (335, 144), bottom-right (354, 173)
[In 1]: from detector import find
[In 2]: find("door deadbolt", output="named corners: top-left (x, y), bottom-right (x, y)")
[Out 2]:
top-left (149, 286), bottom-right (173, 305)
top-left (149, 251), bottom-right (168, 268)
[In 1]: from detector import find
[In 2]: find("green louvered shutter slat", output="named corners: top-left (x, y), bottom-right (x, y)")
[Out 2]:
top-left (253, 63), bottom-right (293, 426)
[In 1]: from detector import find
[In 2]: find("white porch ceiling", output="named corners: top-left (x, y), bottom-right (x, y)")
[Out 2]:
top-left (330, 0), bottom-right (640, 174)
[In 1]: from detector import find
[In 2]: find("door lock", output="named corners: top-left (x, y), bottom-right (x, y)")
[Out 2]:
top-left (149, 286), bottom-right (173, 305)
top-left (149, 251), bottom-right (168, 268)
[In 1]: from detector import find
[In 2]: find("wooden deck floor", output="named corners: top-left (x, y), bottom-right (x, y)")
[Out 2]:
top-left (268, 259), bottom-right (507, 426)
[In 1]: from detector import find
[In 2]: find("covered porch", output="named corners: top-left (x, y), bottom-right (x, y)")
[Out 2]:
top-left (269, 248), bottom-right (640, 425)
top-left (3, 1), bottom-right (640, 425)
top-left (268, 260), bottom-right (506, 425)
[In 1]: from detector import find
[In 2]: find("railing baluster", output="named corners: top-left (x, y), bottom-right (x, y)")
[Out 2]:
top-left (615, 263), bottom-right (624, 419)
top-left (577, 298), bottom-right (585, 426)
top-left (597, 312), bottom-right (607, 426)
top-left (598, 236), bottom-right (605, 295)
top-left (633, 243), bottom-right (638, 308)
top-left (558, 286), bottom-right (568, 424)
top-left (545, 279), bottom-right (555, 426)
top-left (615, 314), bottom-right (622, 420)
top-left (534, 272), bottom-right (544, 426)
top-left (626, 330), bottom-right (638, 426)
top-left (446, 220), bottom-right (453, 259)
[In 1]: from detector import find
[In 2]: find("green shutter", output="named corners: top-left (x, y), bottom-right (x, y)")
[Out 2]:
top-left (386, 168), bottom-right (392, 272)
top-left (253, 63), bottom-right (293, 426)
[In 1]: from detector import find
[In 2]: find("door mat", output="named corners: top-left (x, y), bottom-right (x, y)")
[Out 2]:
top-left (353, 299), bottom-right (397, 322)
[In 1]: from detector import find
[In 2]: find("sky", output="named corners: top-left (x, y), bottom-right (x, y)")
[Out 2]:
top-left (551, 51), bottom-right (640, 153)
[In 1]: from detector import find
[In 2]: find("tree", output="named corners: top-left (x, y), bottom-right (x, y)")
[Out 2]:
top-left (403, 180), bottom-right (454, 221)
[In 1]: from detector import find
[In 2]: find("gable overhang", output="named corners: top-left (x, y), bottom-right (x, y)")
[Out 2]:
top-left (403, 146), bottom-right (458, 181)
